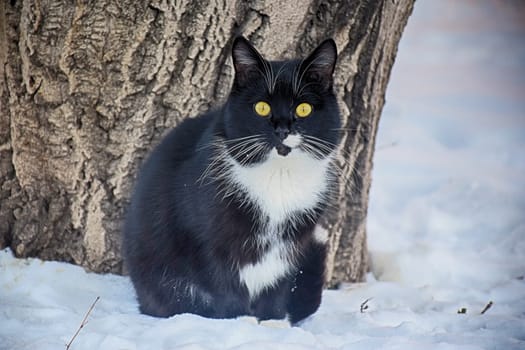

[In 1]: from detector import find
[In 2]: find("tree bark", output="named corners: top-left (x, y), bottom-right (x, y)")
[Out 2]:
top-left (0, 0), bottom-right (414, 284)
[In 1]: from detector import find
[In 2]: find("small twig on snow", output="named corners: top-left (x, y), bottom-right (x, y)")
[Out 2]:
top-left (360, 298), bottom-right (372, 313)
top-left (66, 296), bottom-right (100, 350)
top-left (376, 141), bottom-right (399, 151)
top-left (480, 301), bottom-right (493, 315)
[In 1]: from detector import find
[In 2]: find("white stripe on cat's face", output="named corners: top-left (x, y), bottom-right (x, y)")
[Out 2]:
top-left (282, 134), bottom-right (302, 148)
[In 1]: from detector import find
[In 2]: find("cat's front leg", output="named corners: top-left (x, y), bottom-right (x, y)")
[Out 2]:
top-left (249, 280), bottom-right (291, 322)
top-left (286, 241), bottom-right (327, 324)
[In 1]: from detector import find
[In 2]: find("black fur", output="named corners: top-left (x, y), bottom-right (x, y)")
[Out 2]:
top-left (123, 36), bottom-right (341, 324)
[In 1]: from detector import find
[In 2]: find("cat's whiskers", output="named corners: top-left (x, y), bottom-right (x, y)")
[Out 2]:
top-left (253, 54), bottom-right (275, 94)
top-left (302, 134), bottom-right (338, 151)
top-left (292, 58), bottom-right (304, 95)
top-left (256, 66), bottom-right (273, 95)
top-left (237, 141), bottom-right (267, 167)
top-left (196, 140), bottom-right (221, 152)
top-left (291, 64), bottom-right (298, 95)
top-left (330, 127), bottom-right (359, 132)
top-left (292, 146), bottom-right (342, 205)
top-left (299, 135), bottom-right (362, 203)
top-left (303, 134), bottom-right (354, 160)
top-left (300, 135), bottom-right (337, 161)
top-left (270, 62), bottom-right (289, 93)
top-left (225, 141), bottom-right (273, 210)
top-left (198, 135), bottom-right (267, 185)
top-left (303, 140), bottom-right (333, 159)
top-left (198, 144), bottom-right (230, 184)
top-left (248, 143), bottom-right (270, 165)
top-left (200, 135), bottom-right (273, 211)
top-left (300, 142), bottom-right (325, 161)
top-left (302, 136), bottom-right (360, 185)
top-left (226, 138), bottom-right (264, 157)
top-left (267, 60), bottom-right (275, 93)
top-left (222, 134), bottom-right (266, 144)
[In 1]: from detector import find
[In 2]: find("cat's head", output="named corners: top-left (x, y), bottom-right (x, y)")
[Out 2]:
top-left (221, 36), bottom-right (341, 165)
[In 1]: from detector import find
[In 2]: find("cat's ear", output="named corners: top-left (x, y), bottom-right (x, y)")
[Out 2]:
top-left (299, 39), bottom-right (338, 91)
top-left (232, 36), bottom-right (266, 87)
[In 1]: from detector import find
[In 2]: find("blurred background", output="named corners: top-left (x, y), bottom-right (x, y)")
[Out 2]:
top-left (367, 0), bottom-right (525, 286)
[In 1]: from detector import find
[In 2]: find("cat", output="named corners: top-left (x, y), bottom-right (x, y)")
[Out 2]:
top-left (122, 36), bottom-right (341, 325)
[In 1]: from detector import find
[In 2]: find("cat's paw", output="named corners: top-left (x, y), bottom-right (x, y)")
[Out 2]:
top-left (236, 315), bottom-right (259, 325)
top-left (258, 318), bottom-right (291, 328)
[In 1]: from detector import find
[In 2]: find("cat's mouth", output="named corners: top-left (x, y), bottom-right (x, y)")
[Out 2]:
top-left (274, 134), bottom-right (301, 156)
top-left (275, 143), bottom-right (292, 156)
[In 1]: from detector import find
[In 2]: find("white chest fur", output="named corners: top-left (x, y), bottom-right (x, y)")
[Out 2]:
top-left (227, 147), bottom-right (332, 298)
top-left (229, 148), bottom-right (331, 226)
top-left (238, 237), bottom-right (292, 299)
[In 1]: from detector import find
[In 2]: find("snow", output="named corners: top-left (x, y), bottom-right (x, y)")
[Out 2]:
top-left (1, 1), bottom-right (525, 349)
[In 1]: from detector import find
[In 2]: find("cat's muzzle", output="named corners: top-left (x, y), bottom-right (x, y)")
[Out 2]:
top-left (275, 143), bottom-right (292, 156)
top-left (273, 126), bottom-right (292, 156)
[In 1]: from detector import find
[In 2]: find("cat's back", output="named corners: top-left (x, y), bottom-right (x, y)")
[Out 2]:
top-left (150, 111), bottom-right (216, 165)
top-left (131, 110), bottom-right (217, 191)
top-left (124, 111), bottom-right (216, 237)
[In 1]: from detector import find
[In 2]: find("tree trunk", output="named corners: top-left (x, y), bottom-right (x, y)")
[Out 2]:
top-left (0, 0), bottom-right (414, 284)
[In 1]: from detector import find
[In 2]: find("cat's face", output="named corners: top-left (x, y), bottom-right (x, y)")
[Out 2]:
top-left (222, 37), bottom-right (341, 166)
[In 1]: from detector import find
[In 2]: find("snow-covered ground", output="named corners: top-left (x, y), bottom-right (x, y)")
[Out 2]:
top-left (2, 1), bottom-right (525, 349)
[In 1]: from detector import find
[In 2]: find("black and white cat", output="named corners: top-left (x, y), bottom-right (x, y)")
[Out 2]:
top-left (122, 36), bottom-right (341, 324)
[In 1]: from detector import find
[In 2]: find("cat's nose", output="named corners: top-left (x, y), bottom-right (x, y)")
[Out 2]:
top-left (274, 126), bottom-right (289, 141)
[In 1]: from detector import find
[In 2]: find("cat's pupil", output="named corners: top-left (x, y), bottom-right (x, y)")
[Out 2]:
top-left (254, 101), bottom-right (271, 117)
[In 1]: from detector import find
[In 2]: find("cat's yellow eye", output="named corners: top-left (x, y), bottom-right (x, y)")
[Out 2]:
top-left (296, 103), bottom-right (313, 118)
top-left (254, 101), bottom-right (271, 117)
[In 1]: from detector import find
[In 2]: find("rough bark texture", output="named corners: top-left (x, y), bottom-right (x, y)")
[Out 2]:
top-left (0, 0), bottom-right (414, 284)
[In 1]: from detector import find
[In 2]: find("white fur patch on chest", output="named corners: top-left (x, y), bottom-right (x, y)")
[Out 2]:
top-left (228, 147), bottom-right (332, 298)
top-left (228, 148), bottom-right (331, 226)
top-left (239, 237), bottom-right (293, 299)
